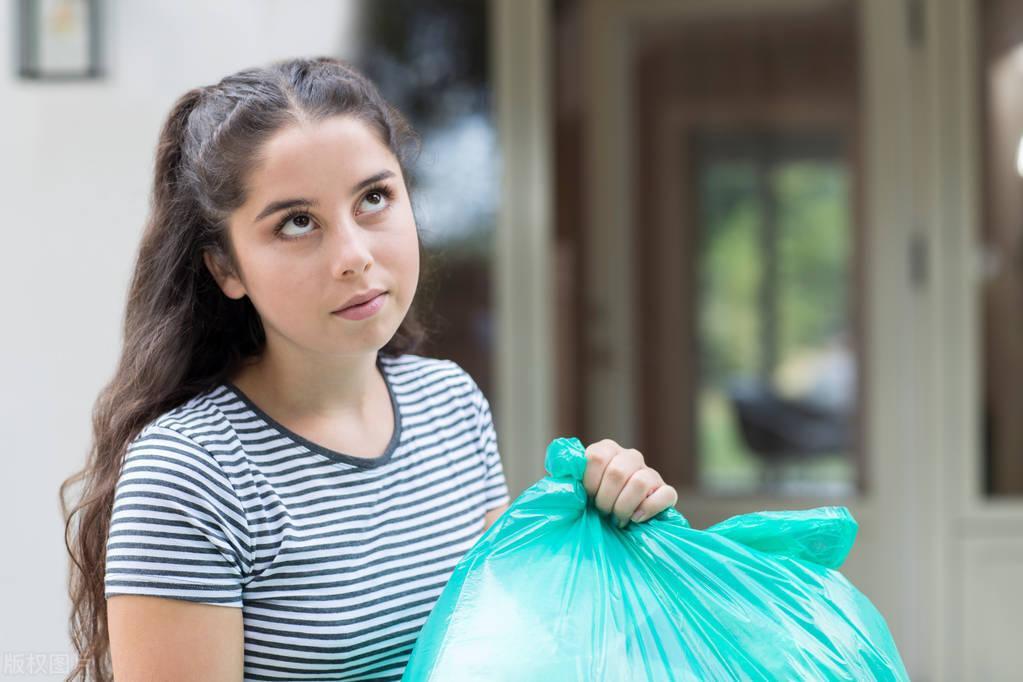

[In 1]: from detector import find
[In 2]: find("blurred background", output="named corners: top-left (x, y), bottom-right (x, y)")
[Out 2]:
top-left (1, 0), bottom-right (1021, 679)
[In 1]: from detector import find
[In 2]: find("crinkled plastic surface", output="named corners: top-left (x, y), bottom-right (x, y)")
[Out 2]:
top-left (402, 436), bottom-right (909, 681)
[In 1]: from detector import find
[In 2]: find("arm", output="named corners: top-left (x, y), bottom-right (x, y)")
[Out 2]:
top-left (104, 426), bottom-right (250, 680)
top-left (456, 361), bottom-right (511, 534)
top-left (482, 502), bottom-right (510, 532)
top-left (107, 595), bottom-right (243, 681)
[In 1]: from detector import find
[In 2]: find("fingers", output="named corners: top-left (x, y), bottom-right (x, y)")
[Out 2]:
top-left (609, 467), bottom-right (663, 527)
top-left (582, 439), bottom-right (622, 497)
top-left (627, 484), bottom-right (678, 525)
top-left (592, 448), bottom-right (645, 518)
top-left (582, 439), bottom-right (678, 528)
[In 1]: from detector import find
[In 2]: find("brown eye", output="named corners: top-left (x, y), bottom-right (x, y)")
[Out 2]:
top-left (276, 212), bottom-right (316, 239)
top-left (358, 186), bottom-right (394, 215)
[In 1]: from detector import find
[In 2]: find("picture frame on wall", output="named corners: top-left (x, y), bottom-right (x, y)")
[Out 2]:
top-left (17, 0), bottom-right (104, 81)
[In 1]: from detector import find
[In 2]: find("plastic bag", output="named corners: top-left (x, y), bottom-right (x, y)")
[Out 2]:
top-left (402, 436), bottom-right (909, 681)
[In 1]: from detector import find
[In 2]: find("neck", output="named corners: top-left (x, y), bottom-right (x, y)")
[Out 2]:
top-left (229, 343), bottom-right (382, 423)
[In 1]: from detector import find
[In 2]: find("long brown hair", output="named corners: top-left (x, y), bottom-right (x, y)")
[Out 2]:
top-left (59, 56), bottom-right (435, 681)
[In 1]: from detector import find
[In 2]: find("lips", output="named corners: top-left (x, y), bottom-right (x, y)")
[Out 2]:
top-left (335, 288), bottom-right (386, 311)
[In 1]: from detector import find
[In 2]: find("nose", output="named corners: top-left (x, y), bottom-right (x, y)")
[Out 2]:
top-left (328, 219), bottom-right (374, 278)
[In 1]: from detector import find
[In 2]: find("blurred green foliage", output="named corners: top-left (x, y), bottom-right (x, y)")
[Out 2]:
top-left (698, 159), bottom-right (849, 386)
top-left (696, 155), bottom-right (853, 491)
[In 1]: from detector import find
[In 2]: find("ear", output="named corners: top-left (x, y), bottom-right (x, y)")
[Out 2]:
top-left (203, 248), bottom-right (247, 300)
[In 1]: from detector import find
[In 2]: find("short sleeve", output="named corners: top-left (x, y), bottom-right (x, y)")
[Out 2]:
top-left (104, 425), bottom-right (250, 608)
top-left (463, 372), bottom-right (511, 512)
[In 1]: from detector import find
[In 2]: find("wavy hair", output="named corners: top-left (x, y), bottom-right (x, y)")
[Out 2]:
top-left (58, 56), bottom-right (434, 681)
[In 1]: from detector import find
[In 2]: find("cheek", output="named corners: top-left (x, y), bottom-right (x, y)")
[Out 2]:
top-left (396, 235), bottom-right (420, 302)
top-left (382, 215), bottom-right (420, 291)
top-left (399, 214), bottom-right (420, 273)
top-left (402, 234), bottom-right (420, 282)
top-left (245, 256), bottom-right (313, 321)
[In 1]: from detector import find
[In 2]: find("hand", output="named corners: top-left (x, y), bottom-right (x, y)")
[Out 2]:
top-left (582, 438), bottom-right (678, 528)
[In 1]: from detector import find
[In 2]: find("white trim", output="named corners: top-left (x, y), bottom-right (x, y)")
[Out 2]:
top-left (932, 1), bottom-right (975, 677)
top-left (489, 0), bottom-right (556, 496)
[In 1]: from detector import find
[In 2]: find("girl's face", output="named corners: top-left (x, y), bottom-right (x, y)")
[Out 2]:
top-left (206, 114), bottom-right (419, 361)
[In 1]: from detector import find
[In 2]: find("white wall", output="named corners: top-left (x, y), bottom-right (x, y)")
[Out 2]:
top-left (0, 2), bottom-right (361, 677)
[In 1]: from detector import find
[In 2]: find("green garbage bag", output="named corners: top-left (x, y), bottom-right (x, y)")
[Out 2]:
top-left (402, 436), bottom-right (909, 681)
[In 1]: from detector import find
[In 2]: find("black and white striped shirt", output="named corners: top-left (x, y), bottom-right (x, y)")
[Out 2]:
top-left (104, 352), bottom-right (511, 681)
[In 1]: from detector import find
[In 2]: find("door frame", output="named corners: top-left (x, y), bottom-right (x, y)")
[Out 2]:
top-left (579, 0), bottom-right (938, 677)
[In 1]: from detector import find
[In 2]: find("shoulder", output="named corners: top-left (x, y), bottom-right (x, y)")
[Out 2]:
top-left (380, 352), bottom-right (482, 398)
top-left (148, 385), bottom-right (238, 448)
top-left (119, 388), bottom-right (244, 507)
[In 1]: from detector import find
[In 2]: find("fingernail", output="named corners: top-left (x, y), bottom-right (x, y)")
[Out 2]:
top-left (631, 511), bottom-right (645, 523)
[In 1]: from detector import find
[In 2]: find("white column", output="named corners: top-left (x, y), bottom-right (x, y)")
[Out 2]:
top-left (490, 0), bottom-right (556, 495)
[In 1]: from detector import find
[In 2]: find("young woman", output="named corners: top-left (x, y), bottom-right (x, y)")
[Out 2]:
top-left (60, 56), bottom-right (678, 681)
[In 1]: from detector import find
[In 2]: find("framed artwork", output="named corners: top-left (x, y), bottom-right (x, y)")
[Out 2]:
top-left (17, 0), bottom-right (104, 80)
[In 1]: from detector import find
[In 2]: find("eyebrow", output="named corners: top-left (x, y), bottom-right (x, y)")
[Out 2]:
top-left (253, 169), bottom-right (396, 223)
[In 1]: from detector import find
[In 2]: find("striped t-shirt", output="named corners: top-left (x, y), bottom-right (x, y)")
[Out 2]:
top-left (104, 352), bottom-right (511, 681)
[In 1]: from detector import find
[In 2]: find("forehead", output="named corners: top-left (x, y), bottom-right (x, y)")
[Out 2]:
top-left (242, 115), bottom-right (396, 204)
